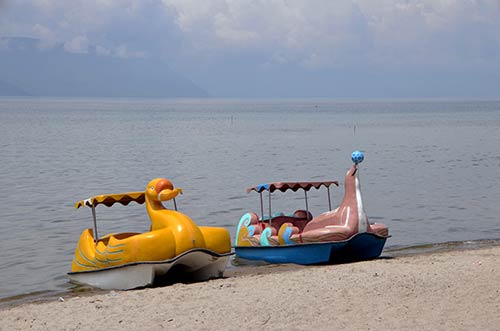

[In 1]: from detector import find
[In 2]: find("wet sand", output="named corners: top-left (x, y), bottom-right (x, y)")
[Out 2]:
top-left (1, 246), bottom-right (500, 331)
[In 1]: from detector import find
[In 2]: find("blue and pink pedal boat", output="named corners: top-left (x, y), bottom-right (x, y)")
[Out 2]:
top-left (234, 151), bottom-right (389, 264)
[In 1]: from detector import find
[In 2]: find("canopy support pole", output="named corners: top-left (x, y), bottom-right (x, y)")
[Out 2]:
top-left (304, 190), bottom-right (309, 218)
top-left (259, 192), bottom-right (264, 219)
top-left (173, 198), bottom-right (178, 211)
top-left (268, 191), bottom-right (272, 227)
top-left (327, 186), bottom-right (332, 211)
top-left (91, 204), bottom-right (98, 242)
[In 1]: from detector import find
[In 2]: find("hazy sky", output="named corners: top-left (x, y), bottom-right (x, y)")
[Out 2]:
top-left (1, 0), bottom-right (500, 97)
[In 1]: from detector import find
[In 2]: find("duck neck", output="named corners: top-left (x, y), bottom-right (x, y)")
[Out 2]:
top-left (146, 198), bottom-right (170, 229)
top-left (341, 164), bottom-right (367, 232)
top-left (146, 199), bottom-right (165, 212)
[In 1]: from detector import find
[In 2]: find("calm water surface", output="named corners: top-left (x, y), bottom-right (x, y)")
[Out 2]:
top-left (1, 97), bottom-right (500, 300)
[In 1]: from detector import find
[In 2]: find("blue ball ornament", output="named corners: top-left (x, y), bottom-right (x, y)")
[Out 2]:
top-left (351, 150), bottom-right (364, 164)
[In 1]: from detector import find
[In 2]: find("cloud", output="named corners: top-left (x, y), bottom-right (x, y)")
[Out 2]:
top-left (1, 0), bottom-right (499, 70)
top-left (113, 44), bottom-right (147, 59)
top-left (64, 35), bottom-right (90, 54)
top-left (0, 0), bottom-right (178, 58)
top-left (32, 24), bottom-right (57, 49)
top-left (163, 0), bottom-right (500, 69)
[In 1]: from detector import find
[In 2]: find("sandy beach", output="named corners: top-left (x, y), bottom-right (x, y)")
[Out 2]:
top-left (1, 246), bottom-right (499, 331)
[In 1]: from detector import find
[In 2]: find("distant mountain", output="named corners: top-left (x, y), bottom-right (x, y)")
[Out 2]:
top-left (0, 80), bottom-right (31, 96)
top-left (0, 37), bottom-right (208, 98)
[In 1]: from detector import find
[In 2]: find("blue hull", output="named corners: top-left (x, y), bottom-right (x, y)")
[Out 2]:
top-left (235, 233), bottom-right (387, 265)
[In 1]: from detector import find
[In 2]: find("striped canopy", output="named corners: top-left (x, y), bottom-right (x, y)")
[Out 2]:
top-left (75, 192), bottom-right (145, 209)
top-left (246, 181), bottom-right (339, 193)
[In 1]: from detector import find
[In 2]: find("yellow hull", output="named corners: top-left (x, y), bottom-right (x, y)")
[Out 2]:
top-left (71, 178), bottom-right (232, 288)
top-left (69, 249), bottom-right (231, 290)
top-left (72, 227), bottom-right (231, 272)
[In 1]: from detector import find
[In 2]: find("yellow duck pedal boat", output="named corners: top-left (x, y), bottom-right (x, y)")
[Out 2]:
top-left (69, 178), bottom-right (232, 290)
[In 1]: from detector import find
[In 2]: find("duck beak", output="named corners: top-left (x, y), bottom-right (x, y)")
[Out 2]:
top-left (158, 187), bottom-right (183, 201)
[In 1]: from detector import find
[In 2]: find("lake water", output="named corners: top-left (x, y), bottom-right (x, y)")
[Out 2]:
top-left (1, 97), bottom-right (500, 301)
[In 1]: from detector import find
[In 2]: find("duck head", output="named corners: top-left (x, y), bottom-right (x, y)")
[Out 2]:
top-left (145, 178), bottom-right (183, 206)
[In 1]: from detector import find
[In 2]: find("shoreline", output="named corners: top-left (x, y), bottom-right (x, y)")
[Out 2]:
top-left (2, 242), bottom-right (500, 330)
top-left (2, 237), bottom-right (500, 309)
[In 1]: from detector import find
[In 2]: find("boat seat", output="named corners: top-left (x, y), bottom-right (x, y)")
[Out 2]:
top-left (248, 210), bottom-right (314, 238)
top-left (260, 223), bottom-right (277, 235)
top-left (245, 212), bottom-right (264, 235)
top-left (264, 210), bottom-right (313, 233)
top-left (247, 212), bottom-right (260, 224)
top-left (293, 210), bottom-right (313, 221)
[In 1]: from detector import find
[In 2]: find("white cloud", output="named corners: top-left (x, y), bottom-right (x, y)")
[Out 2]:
top-left (32, 23), bottom-right (57, 49)
top-left (64, 35), bottom-right (90, 53)
top-left (163, 0), bottom-right (500, 68)
top-left (113, 44), bottom-right (147, 59)
top-left (0, 0), bottom-right (171, 58)
top-left (1, 0), bottom-right (499, 68)
top-left (95, 44), bottom-right (111, 56)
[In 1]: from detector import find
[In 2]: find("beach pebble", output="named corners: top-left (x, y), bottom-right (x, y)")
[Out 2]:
top-left (58, 297), bottom-right (64, 302)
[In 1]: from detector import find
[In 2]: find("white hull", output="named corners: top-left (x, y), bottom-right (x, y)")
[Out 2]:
top-left (68, 249), bottom-right (232, 290)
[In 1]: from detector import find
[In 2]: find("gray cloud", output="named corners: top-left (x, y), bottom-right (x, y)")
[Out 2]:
top-left (1, 0), bottom-right (499, 97)
top-left (0, 0), bottom-right (181, 58)
top-left (2, 0), bottom-right (499, 67)
top-left (163, 0), bottom-right (500, 69)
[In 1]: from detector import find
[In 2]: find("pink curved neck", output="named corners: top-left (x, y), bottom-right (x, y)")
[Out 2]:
top-left (303, 164), bottom-right (368, 233)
